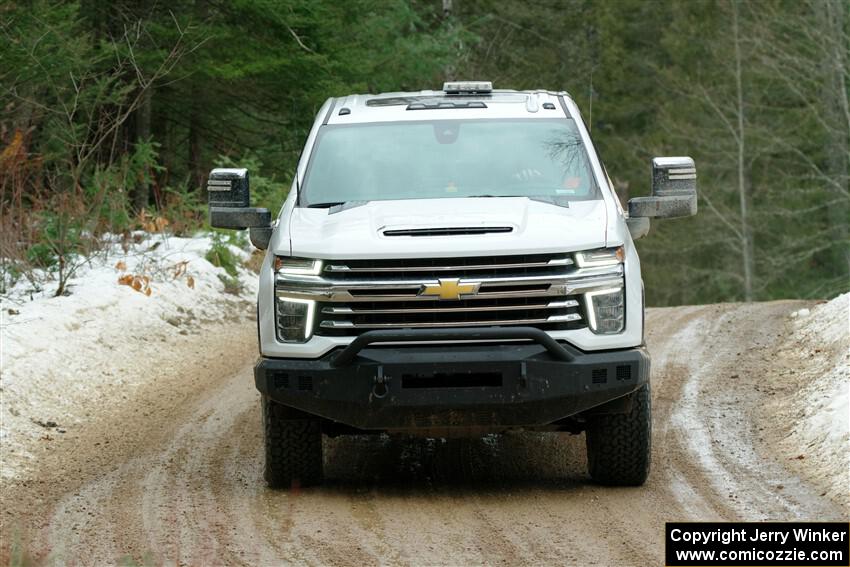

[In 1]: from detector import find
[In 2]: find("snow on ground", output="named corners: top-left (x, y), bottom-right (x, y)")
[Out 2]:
top-left (784, 293), bottom-right (850, 501)
top-left (0, 233), bottom-right (259, 479)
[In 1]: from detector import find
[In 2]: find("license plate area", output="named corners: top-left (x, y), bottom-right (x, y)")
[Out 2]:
top-left (384, 360), bottom-right (517, 391)
top-left (401, 371), bottom-right (503, 389)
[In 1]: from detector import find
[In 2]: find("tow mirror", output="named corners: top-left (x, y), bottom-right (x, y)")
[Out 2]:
top-left (628, 157), bottom-right (697, 220)
top-left (207, 168), bottom-right (273, 249)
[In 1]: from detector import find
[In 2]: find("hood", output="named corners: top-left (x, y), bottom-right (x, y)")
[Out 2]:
top-left (284, 197), bottom-right (608, 259)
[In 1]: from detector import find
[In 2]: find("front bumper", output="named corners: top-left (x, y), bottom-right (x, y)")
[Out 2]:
top-left (255, 328), bottom-right (650, 431)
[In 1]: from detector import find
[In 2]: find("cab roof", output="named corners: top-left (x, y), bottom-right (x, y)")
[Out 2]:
top-left (325, 87), bottom-right (574, 125)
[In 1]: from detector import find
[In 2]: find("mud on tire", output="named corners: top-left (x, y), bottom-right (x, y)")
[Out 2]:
top-left (585, 383), bottom-right (651, 486)
top-left (262, 396), bottom-right (323, 488)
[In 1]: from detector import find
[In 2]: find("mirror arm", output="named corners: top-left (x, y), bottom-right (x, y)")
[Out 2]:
top-left (628, 195), bottom-right (697, 218)
top-left (209, 207), bottom-right (271, 230)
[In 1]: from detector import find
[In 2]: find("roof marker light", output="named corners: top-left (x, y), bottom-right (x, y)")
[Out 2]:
top-left (443, 81), bottom-right (492, 94)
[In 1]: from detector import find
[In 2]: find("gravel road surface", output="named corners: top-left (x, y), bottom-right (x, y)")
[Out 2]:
top-left (2, 301), bottom-right (846, 565)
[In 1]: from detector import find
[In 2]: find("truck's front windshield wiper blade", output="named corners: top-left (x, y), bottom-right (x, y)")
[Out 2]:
top-left (307, 200), bottom-right (370, 214)
top-left (468, 194), bottom-right (570, 207)
top-left (466, 194), bottom-right (525, 198)
top-left (528, 195), bottom-right (570, 208)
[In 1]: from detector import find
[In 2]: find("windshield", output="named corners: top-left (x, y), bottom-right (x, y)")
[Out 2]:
top-left (300, 118), bottom-right (600, 207)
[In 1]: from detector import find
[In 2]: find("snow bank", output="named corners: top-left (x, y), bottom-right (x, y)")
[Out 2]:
top-left (0, 233), bottom-right (259, 479)
top-left (786, 293), bottom-right (850, 500)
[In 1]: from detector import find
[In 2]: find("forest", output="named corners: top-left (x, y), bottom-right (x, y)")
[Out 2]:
top-left (1, 0), bottom-right (847, 305)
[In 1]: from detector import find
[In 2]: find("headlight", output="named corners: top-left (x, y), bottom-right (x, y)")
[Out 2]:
top-left (274, 256), bottom-right (323, 276)
top-left (585, 286), bottom-right (625, 334)
top-left (276, 297), bottom-right (315, 342)
top-left (574, 247), bottom-right (624, 268)
top-left (274, 257), bottom-right (321, 342)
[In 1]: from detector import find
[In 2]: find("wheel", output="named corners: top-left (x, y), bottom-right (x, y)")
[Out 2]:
top-left (585, 383), bottom-right (651, 486)
top-left (262, 395), bottom-right (323, 488)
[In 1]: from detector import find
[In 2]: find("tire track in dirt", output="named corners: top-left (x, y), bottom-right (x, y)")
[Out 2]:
top-left (654, 302), bottom-right (839, 521)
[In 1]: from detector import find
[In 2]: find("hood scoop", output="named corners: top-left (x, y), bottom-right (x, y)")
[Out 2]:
top-left (382, 226), bottom-right (514, 237)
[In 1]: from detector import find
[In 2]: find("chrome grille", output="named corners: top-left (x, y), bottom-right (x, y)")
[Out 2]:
top-left (317, 297), bottom-right (583, 334)
top-left (323, 253), bottom-right (573, 280)
top-left (273, 253), bottom-right (626, 337)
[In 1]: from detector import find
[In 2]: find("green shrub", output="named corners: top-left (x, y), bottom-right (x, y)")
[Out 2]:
top-left (158, 183), bottom-right (206, 235)
top-left (205, 233), bottom-right (239, 277)
top-left (25, 242), bottom-right (56, 269)
top-left (85, 139), bottom-right (166, 232)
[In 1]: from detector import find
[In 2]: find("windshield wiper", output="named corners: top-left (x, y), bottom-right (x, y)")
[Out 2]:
top-left (307, 200), bottom-right (369, 214)
top-left (466, 194), bottom-right (527, 198)
top-left (467, 194), bottom-right (570, 207)
top-left (528, 195), bottom-right (570, 208)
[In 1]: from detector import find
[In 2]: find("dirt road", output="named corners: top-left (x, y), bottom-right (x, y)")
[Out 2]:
top-left (2, 302), bottom-right (847, 565)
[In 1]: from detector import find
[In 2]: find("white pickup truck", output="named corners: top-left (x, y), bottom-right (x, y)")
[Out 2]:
top-left (207, 81), bottom-right (697, 488)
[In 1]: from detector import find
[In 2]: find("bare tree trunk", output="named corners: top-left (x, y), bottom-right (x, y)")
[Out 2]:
top-left (131, 87), bottom-right (152, 212)
top-left (187, 0), bottom-right (208, 191)
top-left (188, 91), bottom-right (204, 192)
top-left (818, 0), bottom-right (850, 279)
top-left (440, 0), bottom-right (455, 81)
top-left (732, 0), bottom-right (755, 301)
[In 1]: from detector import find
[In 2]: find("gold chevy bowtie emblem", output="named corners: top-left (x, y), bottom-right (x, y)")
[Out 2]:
top-left (420, 278), bottom-right (480, 300)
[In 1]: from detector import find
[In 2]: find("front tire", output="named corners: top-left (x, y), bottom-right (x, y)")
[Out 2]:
top-left (585, 383), bottom-right (651, 486)
top-left (262, 396), bottom-right (323, 488)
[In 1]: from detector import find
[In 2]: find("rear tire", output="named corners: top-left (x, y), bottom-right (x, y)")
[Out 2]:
top-left (585, 383), bottom-right (651, 486)
top-left (262, 396), bottom-right (323, 488)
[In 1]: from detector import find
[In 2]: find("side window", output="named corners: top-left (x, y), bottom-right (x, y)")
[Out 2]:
top-left (576, 110), bottom-right (625, 209)
top-left (603, 165), bottom-right (625, 213)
